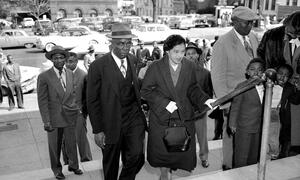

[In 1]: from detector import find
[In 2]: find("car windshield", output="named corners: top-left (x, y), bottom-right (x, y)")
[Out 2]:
top-left (147, 26), bottom-right (156, 32)
top-left (137, 26), bottom-right (146, 32)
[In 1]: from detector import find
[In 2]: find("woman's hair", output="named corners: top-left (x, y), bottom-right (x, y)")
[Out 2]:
top-left (163, 34), bottom-right (186, 52)
top-left (277, 63), bottom-right (294, 78)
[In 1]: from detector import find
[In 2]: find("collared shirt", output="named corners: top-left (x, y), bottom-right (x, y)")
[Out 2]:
top-left (233, 29), bottom-right (251, 48)
top-left (72, 66), bottom-right (78, 74)
top-left (53, 66), bottom-right (66, 90)
top-left (272, 85), bottom-right (283, 108)
top-left (289, 38), bottom-right (300, 56)
top-left (255, 84), bottom-right (264, 103)
top-left (111, 51), bottom-right (128, 72)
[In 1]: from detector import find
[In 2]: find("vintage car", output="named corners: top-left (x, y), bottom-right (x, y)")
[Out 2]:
top-left (36, 27), bottom-right (108, 52)
top-left (21, 17), bottom-right (35, 28)
top-left (1, 65), bottom-right (40, 95)
top-left (131, 23), bottom-right (172, 44)
top-left (0, 29), bottom-right (37, 48)
top-left (32, 19), bottom-right (55, 35)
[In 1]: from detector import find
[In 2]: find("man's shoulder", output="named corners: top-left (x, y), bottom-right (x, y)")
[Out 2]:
top-left (264, 26), bottom-right (285, 40)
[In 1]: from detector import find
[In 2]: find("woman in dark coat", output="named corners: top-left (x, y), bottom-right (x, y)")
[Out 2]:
top-left (141, 35), bottom-right (213, 180)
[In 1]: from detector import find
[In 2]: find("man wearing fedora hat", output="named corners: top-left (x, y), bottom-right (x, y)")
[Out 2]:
top-left (136, 40), bottom-right (150, 73)
top-left (211, 6), bottom-right (259, 170)
top-left (37, 46), bottom-right (83, 179)
top-left (87, 23), bottom-right (147, 180)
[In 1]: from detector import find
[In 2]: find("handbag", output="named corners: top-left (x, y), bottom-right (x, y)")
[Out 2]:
top-left (163, 110), bottom-right (191, 152)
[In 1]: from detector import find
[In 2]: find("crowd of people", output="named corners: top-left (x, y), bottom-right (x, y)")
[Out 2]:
top-left (35, 6), bottom-right (300, 180)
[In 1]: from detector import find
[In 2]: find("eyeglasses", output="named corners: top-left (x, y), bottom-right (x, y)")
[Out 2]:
top-left (116, 41), bottom-right (133, 48)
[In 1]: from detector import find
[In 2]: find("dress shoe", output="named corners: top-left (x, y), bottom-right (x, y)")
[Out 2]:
top-left (18, 106), bottom-right (24, 109)
top-left (201, 160), bottom-right (209, 168)
top-left (222, 164), bottom-right (231, 171)
top-left (68, 167), bottom-right (83, 175)
top-left (55, 172), bottom-right (65, 179)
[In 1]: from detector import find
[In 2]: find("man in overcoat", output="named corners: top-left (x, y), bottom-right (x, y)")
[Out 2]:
top-left (87, 23), bottom-right (146, 180)
top-left (210, 6), bottom-right (259, 170)
top-left (257, 11), bottom-right (300, 150)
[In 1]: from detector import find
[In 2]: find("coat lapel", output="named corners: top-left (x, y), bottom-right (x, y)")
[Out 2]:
top-left (48, 68), bottom-right (65, 101)
top-left (249, 33), bottom-right (258, 57)
top-left (229, 29), bottom-right (250, 67)
top-left (175, 58), bottom-right (188, 94)
top-left (106, 54), bottom-right (120, 98)
top-left (62, 69), bottom-right (73, 103)
top-left (283, 40), bottom-right (292, 65)
top-left (158, 55), bottom-right (177, 101)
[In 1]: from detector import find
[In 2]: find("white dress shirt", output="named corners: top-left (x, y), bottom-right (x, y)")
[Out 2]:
top-left (111, 51), bottom-right (127, 72)
top-left (255, 84), bottom-right (264, 103)
top-left (53, 67), bottom-right (66, 90)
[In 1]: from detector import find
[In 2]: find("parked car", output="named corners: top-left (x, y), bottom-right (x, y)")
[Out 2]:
top-left (54, 17), bottom-right (82, 32)
top-left (194, 18), bottom-right (211, 28)
top-left (21, 17), bottom-right (35, 28)
top-left (0, 29), bottom-right (37, 48)
top-left (168, 16), bottom-right (186, 29)
top-left (36, 27), bottom-right (108, 52)
top-left (32, 19), bottom-right (55, 35)
top-left (1, 65), bottom-right (40, 95)
top-left (79, 21), bottom-right (104, 32)
top-left (132, 23), bottom-right (172, 44)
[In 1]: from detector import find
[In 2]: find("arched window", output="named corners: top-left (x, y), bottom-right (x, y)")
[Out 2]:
top-left (105, 8), bottom-right (113, 16)
top-left (74, 9), bottom-right (83, 17)
top-left (89, 9), bottom-right (98, 17)
top-left (57, 9), bottom-right (67, 19)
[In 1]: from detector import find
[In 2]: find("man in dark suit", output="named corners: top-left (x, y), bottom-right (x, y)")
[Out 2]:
top-left (87, 23), bottom-right (146, 180)
top-left (257, 11), bottom-right (300, 150)
top-left (63, 52), bottom-right (92, 162)
top-left (3, 54), bottom-right (23, 110)
top-left (37, 46), bottom-right (83, 179)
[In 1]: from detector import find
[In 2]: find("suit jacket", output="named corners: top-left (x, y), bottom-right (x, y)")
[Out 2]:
top-left (87, 53), bottom-right (146, 144)
top-left (73, 67), bottom-right (87, 115)
top-left (279, 82), bottom-right (300, 142)
top-left (37, 67), bottom-right (79, 128)
top-left (229, 80), bottom-right (263, 133)
top-left (211, 29), bottom-right (259, 108)
top-left (141, 55), bottom-right (209, 123)
top-left (257, 26), bottom-right (300, 71)
top-left (3, 62), bottom-right (21, 84)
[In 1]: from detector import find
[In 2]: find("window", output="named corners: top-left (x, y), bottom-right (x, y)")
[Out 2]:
top-left (271, 0), bottom-right (276, 10)
top-left (292, 0), bottom-right (297, 5)
top-left (265, 0), bottom-right (269, 10)
top-left (14, 32), bottom-right (23, 36)
top-left (157, 26), bottom-right (165, 31)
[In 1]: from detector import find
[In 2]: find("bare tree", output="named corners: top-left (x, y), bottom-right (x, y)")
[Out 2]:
top-left (151, 0), bottom-right (157, 22)
top-left (19, 0), bottom-right (50, 35)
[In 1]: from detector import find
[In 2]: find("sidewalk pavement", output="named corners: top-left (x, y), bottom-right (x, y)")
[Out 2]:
top-left (0, 93), bottom-right (223, 179)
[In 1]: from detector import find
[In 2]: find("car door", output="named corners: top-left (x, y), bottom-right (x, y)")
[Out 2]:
top-left (0, 31), bottom-right (16, 48)
top-left (14, 31), bottom-right (28, 46)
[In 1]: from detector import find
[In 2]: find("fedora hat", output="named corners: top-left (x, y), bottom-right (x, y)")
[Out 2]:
top-left (45, 45), bottom-right (70, 60)
top-left (106, 23), bottom-right (137, 39)
top-left (186, 42), bottom-right (202, 55)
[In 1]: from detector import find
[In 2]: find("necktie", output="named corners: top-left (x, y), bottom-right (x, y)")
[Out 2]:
top-left (120, 59), bottom-right (126, 78)
top-left (243, 36), bottom-right (254, 59)
top-left (59, 70), bottom-right (66, 91)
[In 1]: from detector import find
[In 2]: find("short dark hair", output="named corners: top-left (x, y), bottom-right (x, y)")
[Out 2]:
top-left (246, 58), bottom-right (266, 70)
top-left (283, 11), bottom-right (300, 35)
top-left (163, 34), bottom-right (186, 52)
top-left (277, 63), bottom-right (294, 78)
top-left (245, 58), bottom-right (266, 79)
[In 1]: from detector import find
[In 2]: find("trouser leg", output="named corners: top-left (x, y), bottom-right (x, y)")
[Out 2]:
top-left (102, 143), bottom-right (122, 180)
top-left (7, 84), bottom-right (15, 108)
top-left (15, 83), bottom-right (23, 107)
top-left (222, 110), bottom-right (233, 169)
top-left (76, 114), bottom-right (92, 162)
top-left (195, 113), bottom-right (209, 161)
top-left (47, 128), bottom-right (63, 174)
top-left (64, 126), bottom-right (79, 170)
top-left (119, 123), bottom-right (145, 180)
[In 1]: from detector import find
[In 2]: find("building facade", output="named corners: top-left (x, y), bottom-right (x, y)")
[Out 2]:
top-left (50, 0), bottom-right (118, 20)
top-left (135, 0), bottom-right (184, 17)
top-left (242, 0), bottom-right (300, 19)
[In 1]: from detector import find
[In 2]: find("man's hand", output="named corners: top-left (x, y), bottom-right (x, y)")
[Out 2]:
top-left (94, 132), bottom-right (106, 149)
top-left (205, 99), bottom-right (217, 109)
top-left (44, 122), bottom-right (54, 132)
top-left (166, 101), bottom-right (178, 113)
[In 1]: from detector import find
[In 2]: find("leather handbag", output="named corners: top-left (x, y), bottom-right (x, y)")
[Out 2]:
top-left (163, 110), bottom-right (191, 152)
